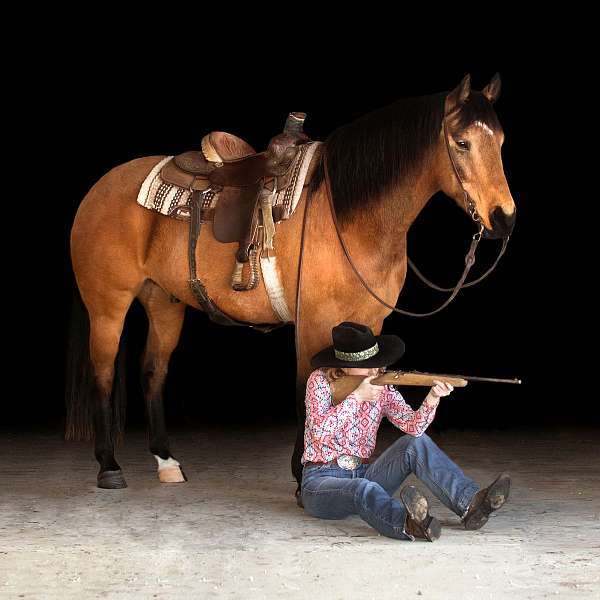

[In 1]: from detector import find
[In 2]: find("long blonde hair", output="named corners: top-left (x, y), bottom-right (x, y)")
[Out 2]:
top-left (321, 366), bottom-right (386, 384)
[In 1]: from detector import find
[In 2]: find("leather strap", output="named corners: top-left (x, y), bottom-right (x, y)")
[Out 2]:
top-left (323, 153), bottom-right (481, 317)
top-left (305, 457), bottom-right (370, 468)
top-left (321, 107), bottom-right (509, 318)
top-left (294, 167), bottom-right (314, 363)
top-left (405, 110), bottom-right (510, 293)
top-left (187, 189), bottom-right (285, 332)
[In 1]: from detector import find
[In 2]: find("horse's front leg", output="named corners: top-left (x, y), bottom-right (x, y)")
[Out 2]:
top-left (291, 317), bottom-right (339, 505)
top-left (291, 376), bottom-right (308, 504)
top-left (138, 283), bottom-right (187, 483)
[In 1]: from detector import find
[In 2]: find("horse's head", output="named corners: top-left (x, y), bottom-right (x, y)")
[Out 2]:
top-left (439, 73), bottom-right (516, 239)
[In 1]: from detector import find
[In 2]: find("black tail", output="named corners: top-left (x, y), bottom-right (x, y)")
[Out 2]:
top-left (64, 285), bottom-right (127, 442)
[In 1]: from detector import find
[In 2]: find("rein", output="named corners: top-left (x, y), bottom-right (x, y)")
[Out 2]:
top-left (322, 111), bottom-right (510, 317)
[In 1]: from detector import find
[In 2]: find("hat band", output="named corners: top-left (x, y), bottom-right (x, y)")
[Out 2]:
top-left (334, 343), bottom-right (379, 362)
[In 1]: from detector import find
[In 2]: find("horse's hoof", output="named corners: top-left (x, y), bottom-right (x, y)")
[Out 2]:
top-left (295, 487), bottom-right (304, 508)
top-left (158, 466), bottom-right (187, 483)
top-left (97, 469), bottom-right (127, 489)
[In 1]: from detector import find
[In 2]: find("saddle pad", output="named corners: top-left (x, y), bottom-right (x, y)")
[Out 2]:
top-left (274, 141), bottom-right (322, 219)
top-left (136, 156), bottom-right (219, 220)
top-left (136, 142), bottom-right (322, 222)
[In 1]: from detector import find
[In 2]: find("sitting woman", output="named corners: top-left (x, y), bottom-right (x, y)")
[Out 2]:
top-left (300, 321), bottom-right (511, 541)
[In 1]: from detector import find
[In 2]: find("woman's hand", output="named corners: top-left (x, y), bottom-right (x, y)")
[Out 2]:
top-left (424, 380), bottom-right (454, 408)
top-left (352, 375), bottom-right (385, 403)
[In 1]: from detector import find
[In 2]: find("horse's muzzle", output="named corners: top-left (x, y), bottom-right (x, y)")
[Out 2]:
top-left (484, 207), bottom-right (516, 239)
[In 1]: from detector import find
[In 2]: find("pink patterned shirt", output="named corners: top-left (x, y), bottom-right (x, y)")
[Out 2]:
top-left (301, 368), bottom-right (437, 464)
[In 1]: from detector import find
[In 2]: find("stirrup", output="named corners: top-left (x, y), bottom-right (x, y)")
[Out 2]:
top-left (231, 246), bottom-right (260, 291)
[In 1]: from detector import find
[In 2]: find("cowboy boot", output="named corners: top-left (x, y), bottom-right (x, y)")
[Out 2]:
top-left (400, 485), bottom-right (441, 541)
top-left (462, 472), bottom-right (511, 530)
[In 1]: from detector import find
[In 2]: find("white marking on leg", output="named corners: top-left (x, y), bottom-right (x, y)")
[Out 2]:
top-left (154, 455), bottom-right (180, 471)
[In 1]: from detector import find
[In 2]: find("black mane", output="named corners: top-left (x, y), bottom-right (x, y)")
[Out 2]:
top-left (309, 90), bottom-right (499, 224)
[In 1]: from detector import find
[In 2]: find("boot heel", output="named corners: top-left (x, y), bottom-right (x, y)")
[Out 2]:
top-left (422, 515), bottom-right (442, 541)
top-left (400, 486), bottom-right (441, 542)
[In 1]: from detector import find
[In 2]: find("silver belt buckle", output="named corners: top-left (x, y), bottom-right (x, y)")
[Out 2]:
top-left (336, 454), bottom-right (361, 470)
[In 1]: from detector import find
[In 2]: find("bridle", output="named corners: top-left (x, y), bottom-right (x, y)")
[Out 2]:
top-left (320, 108), bottom-right (511, 317)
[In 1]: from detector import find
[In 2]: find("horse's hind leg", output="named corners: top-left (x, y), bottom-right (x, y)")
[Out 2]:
top-left (88, 292), bottom-right (136, 489)
top-left (137, 280), bottom-right (187, 483)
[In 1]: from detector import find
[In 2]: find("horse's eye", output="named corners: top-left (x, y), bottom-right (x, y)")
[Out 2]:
top-left (456, 140), bottom-right (470, 150)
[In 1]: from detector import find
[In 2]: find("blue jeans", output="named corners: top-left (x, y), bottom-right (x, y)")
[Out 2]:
top-left (301, 433), bottom-right (480, 540)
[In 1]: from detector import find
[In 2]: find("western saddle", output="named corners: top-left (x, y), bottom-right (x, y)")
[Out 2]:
top-left (158, 112), bottom-right (317, 331)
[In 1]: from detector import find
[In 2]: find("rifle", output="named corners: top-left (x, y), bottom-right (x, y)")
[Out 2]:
top-left (330, 370), bottom-right (521, 405)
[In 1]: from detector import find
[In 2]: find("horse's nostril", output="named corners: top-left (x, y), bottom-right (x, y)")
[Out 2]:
top-left (491, 207), bottom-right (516, 232)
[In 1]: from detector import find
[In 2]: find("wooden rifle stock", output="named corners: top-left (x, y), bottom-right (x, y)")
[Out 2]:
top-left (330, 370), bottom-right (521, 405)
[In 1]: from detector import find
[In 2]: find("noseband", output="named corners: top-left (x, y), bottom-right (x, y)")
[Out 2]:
top-left (322, 109), bottom-right (511, 317)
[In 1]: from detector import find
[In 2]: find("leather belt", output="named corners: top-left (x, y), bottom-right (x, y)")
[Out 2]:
top-left (305, 455), bottom-right (370, 470)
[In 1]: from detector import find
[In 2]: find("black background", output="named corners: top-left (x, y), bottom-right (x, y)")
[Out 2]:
top-left (7, 25), bottom-right (595, 435)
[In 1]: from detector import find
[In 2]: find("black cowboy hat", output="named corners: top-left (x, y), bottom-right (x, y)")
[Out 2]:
top-left (310, 322), bottom-right (405, 369)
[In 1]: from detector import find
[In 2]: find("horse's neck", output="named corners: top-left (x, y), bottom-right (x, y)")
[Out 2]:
top-left (343, 159), bottom-right (440, 260)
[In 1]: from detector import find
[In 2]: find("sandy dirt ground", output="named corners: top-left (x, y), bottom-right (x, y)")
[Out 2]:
top-left (1, 426), bottom-right (598, 599)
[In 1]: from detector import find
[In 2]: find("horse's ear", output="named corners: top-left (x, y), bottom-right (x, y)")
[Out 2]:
top-left (483, 72), bottom-right (502, 104)
top-left (445, 74), bottom-right (471, 115)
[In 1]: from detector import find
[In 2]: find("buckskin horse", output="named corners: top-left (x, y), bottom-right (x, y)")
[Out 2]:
top-left (66, 73), bottom-right (516, 501)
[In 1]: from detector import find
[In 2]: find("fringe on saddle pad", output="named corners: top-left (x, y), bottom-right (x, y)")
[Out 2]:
top-left (135, 142), bottom-right (322, 221)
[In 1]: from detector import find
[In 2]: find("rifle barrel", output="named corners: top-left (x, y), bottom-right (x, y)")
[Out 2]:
top-left (459, 375), bottom-right (521, 384)
top-left (402, 371), bottom-right (521, 385)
